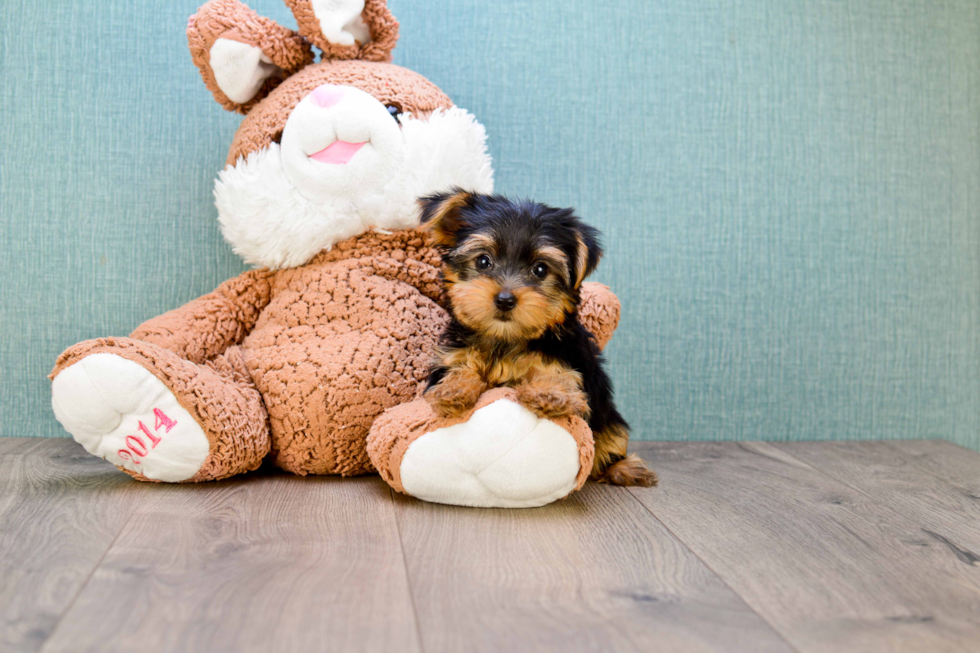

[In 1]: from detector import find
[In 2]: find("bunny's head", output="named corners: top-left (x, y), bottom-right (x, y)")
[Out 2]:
top-left (188, 0), bottom-right (494, 269)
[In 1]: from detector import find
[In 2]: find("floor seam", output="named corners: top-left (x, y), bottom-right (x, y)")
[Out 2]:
top-left (766, 441), bottom-right (980, 590)
top-left (36, 505), bottom-right (136, 653)
top-left (389, 486), bottom-right (427, 653)
top-left (621, 472), bottom-right (805, 653)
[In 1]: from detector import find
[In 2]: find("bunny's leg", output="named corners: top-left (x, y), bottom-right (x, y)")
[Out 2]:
top-left (51, 339), bottom-right (270, 482)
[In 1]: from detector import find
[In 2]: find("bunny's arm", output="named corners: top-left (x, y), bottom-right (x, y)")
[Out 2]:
top-left (579, 282), bottom-right (621, 351)
top-left (129, 269), bottom-right (275, 364)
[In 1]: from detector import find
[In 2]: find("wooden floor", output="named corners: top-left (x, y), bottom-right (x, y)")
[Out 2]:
top-left (2, 439), bottom-right (980, 653)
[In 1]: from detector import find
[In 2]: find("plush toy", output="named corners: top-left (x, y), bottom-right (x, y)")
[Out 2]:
top-left (50, 0), bottom-right (622, 508)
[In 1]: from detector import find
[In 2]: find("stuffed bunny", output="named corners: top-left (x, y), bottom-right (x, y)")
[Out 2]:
top-left (50, 0), bottom-right (621, 508)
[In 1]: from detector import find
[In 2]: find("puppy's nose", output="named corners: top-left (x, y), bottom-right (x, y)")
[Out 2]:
top-left (494, 291), bottom-right (517, 312)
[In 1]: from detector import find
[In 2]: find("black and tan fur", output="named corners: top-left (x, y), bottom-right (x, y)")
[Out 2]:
top-left (419, 190), bottom-right (657, 487)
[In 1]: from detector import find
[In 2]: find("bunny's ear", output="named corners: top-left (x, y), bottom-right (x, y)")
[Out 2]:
top-left (188, 0), bottom-right (314, 114)
top-left (285, 0), bottom-right (399, 63)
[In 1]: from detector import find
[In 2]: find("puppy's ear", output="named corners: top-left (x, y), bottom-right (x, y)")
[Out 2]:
top-left (419, 189), bottom-right (472, 248)
top-left (573, 222), bottom-right (603, 288)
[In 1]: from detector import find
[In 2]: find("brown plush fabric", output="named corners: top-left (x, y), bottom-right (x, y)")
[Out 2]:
top-left (130, 269), bottom-right (275, 365)
top-left (366, 387), bottom-right (596, 496)
top-left (51, 339), bottom-right (271, 482)
top-left (242, 230), bottom-right (448, 476)
top-left (578, 283), bottom-right (621, 351)
top-left (50, 227), bottom-right (619, 483)
top-left (284, 0), bottom-right (399, 63)
top-left (227, 60), bottom-right (453, 165)
top-left (188, 0), bottom-right (315, 114)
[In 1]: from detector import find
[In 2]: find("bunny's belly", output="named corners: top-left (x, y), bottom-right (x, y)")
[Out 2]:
top-left (239, 268), bottom-right (448, 476)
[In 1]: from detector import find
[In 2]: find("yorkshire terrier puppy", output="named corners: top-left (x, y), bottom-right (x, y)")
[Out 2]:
top-left (419, 190), bottom-right (657, 487)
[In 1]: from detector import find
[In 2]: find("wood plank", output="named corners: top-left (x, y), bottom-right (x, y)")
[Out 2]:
top-left (776, 441), bottom-right (980, 553)
top-left (630, 441), bottom-right (980, 653)
top-left (0, 440), bottom-right (148, 653)
top-left (394, 482), bottom-right (794, 653)
top-left (0, 437), bottom-right (77, 456)
top-left (887, 440), bottom-right (980, 491)
top-left (40, 473), bottom-right (422, 653)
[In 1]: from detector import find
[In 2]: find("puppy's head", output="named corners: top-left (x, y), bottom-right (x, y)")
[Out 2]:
top-left (420, 189), bottom-right (602, 341)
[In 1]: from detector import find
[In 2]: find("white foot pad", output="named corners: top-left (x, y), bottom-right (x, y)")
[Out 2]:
top-left (399, 399), bottom-right (582, 508)
top-left (51, 353), bottom-right (209, 482)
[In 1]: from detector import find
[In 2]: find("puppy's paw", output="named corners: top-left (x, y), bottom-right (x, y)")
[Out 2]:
top-left (597, 454), bottom-right (658, 488)
top-left (424, 375), bottom-right (485, 418)
top-left (516, 380), bottom-right (590, 420)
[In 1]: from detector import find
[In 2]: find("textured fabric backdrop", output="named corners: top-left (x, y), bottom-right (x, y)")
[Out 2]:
top-left (1, 0), bottom-right (978, 449)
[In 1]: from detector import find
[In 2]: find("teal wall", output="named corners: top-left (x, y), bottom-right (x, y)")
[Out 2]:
top-left (1, 0), bottom-right (978, 449)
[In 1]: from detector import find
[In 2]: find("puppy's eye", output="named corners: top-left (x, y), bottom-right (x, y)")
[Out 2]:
top-left (386, 104), bottom-right (403, 121)
top-left (475, 254), bottom-right (493, 270)
top-left (532, 262), bottom-right (549, 279)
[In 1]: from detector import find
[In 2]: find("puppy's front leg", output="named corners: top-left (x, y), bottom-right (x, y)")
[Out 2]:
top-left (424, 366), bottom-right (487, 418)
top-left (516, 367), bottom-right (590, 420)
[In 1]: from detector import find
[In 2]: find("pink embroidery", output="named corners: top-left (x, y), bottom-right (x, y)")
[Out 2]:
top-left (154, 408), bottom-right (177, 433)
top-left (117, 408), bottom-right (178, 464)
top-left (125, 435), bottom-right (148, 457)
top-left (138, 421), bottom-right (162, 448)
top-left (117, 449), bottom-right (140, 465)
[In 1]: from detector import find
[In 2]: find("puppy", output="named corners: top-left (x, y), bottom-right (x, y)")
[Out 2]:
top-left (419, 190), bottom-right (657, 487)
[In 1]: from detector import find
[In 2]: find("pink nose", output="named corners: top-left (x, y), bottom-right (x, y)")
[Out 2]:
top-left (311, 84), bottom-right (345, 108)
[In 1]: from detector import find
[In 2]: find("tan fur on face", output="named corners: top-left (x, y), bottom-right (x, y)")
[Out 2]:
top-left (446, 276), bottom-right (503, 333)
top-left (454, 233), bottom-right (497, 259)
top-left (441, 266), bottom-right (459, 287)
top-left (505, 285), bottom-right (570, 339)
top-left (447, 278), bottom-right (571, 341)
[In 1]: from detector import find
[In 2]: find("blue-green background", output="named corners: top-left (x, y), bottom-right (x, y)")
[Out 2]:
top-left (1, 0), bottom-right (978, 449)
